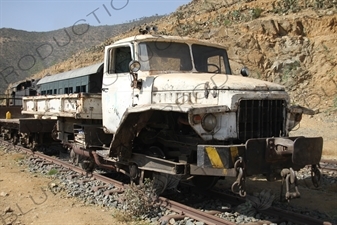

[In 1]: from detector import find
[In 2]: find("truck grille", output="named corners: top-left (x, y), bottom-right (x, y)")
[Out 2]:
top-left (237, 99), bottom-right (286, 142)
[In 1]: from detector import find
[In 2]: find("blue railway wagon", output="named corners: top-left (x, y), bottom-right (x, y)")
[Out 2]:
top-left (38, 62), bottom-right (103, 95)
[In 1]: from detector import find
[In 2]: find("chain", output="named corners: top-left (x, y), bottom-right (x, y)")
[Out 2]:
top-left (311, 164), bottom-right (321, 188)
top-left (231, 157), bottom-right (246, 197)
top-left (280, 168), bottom-right (300, 201)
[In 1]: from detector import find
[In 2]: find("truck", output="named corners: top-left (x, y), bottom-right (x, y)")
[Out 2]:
top-left (22, 31), bottom-right (323, 198)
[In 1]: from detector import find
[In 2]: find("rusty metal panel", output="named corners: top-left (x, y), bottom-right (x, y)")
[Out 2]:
top-left (197, 144), bottom-right (244, 169)
top-left (292, 137), bottom-right (323, 165)
top-left (131, 153), bottom-right (187, 175)
top-left (245, 136), bottom-right (323, 176)
top-left (19, 119), bottom-right (56, 133)
top-left (245, 139), bottom-right (270, 176)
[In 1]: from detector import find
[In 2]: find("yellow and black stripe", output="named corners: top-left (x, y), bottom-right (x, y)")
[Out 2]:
top-left (197, 145), bottom-right (243, 169)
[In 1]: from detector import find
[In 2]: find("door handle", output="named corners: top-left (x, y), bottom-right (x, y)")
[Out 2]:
top-left (101, 88), bottom-right (109, 92)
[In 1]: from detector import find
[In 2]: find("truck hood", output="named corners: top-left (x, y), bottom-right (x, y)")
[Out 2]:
top-left (152, 73), bottom-right (285, 92)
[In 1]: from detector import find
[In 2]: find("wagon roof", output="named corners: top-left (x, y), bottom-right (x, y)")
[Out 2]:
top-left (37, 62), bottom-right (103, 85)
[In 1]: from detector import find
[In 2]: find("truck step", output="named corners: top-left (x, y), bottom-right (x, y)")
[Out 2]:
top-left (95, 150), bottom-right (110, 158)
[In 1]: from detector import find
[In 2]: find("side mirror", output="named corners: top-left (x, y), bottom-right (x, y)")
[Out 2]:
top-left (240, 67), bottom-right (249, 77)
top-left (129, 60), bottom-right (141, 73)
top-left (129, 60), bottom-right (142, 89)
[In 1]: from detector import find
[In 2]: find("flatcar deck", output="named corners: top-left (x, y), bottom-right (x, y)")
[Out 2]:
top-left (0, 119), bottom-right (20, 129)
top-left (0, 118), bottom-right (56, 133)
top-left (0, 119), bottom-right (20, 123)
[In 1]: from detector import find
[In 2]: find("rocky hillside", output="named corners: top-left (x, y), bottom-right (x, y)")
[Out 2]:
top-left (12, 0), bottom-right (337, 113)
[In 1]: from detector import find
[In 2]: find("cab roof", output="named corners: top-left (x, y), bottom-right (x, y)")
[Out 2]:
top-left (112, 34), bottom-right (226, 49)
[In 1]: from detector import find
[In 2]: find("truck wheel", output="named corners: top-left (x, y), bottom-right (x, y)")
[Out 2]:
top-left (136, 146), bottom-right (180, 195)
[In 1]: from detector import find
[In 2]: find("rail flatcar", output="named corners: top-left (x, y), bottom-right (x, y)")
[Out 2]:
top-left (0, 63), bottom-right (105, 150)
top-left (0, 79), bottom-right (55, 151)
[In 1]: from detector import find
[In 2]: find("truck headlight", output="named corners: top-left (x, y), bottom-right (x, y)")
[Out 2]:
top-left (201, 114), bottom-right (217, 132)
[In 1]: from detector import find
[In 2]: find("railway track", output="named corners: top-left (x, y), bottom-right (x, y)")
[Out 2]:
top-left (0, 140), bottom-right (237, 224)
top-left (320, 159), bottom-right (337, 173)
top-left (0, 140), bottom-right (335, 225)
top-left (205, 190), bottom-right (333, 225)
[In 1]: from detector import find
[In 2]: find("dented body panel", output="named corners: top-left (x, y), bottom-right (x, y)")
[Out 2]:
top-left (22, 93), bottom-right (102, 119)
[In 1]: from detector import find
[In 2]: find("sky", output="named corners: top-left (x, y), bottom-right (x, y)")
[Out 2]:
top-left (0, 0), bottom-right (191, 32)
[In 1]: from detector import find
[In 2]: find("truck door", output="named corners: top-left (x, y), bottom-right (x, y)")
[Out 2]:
top-left (102, 44), bottom-right (133, 134)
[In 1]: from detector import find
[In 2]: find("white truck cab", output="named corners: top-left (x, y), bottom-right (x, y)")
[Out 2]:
top-left (100, 34), bottom-right (322, 196)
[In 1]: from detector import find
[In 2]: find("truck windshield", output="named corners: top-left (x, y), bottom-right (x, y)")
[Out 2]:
top-left (138, 41), bottom-right (231, 74)
top-left (138, 42), bottom-right (192, 71)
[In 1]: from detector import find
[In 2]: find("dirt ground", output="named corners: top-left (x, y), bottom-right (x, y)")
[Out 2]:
top-left (0, 151), bottom-right (131, 225)
top-left (290, 112), bottom-right (337, 159)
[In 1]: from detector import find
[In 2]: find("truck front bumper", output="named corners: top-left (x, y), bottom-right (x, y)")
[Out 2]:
top-left (191, 136), bottom-right (323, 177)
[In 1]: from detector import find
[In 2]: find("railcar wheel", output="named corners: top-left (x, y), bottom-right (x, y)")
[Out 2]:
top-left (70, 149), bottom-right (79, 165)
top-left (79, 159), bottom-right (95, 172)
top-left (130, 163), bottom-right (140, 184)
top-left (139, 171), bottom-right (180, 195)
top-left (70, 148), bottom-right (95, 172)
top-left (12, 134), bottom-right (19, 145)
top-left (153, 172), bottom-right (180, 195)
top-left (20, 136), bottom-right (28, 148)
top-left (32, 140), bottom-right (38, 151)
top-left (191, 176), bottom-right (219, 190)
top-left (152, 172), bottom-right (168, 195)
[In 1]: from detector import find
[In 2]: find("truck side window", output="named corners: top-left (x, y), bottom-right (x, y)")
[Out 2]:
top-left (114, 47), bottom-right (132, 73)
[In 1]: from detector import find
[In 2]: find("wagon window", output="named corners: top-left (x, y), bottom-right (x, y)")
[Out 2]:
top-left (81, 85), bottom-right (86, 92)
top-left (65, 87), bottom-right (73, 94)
